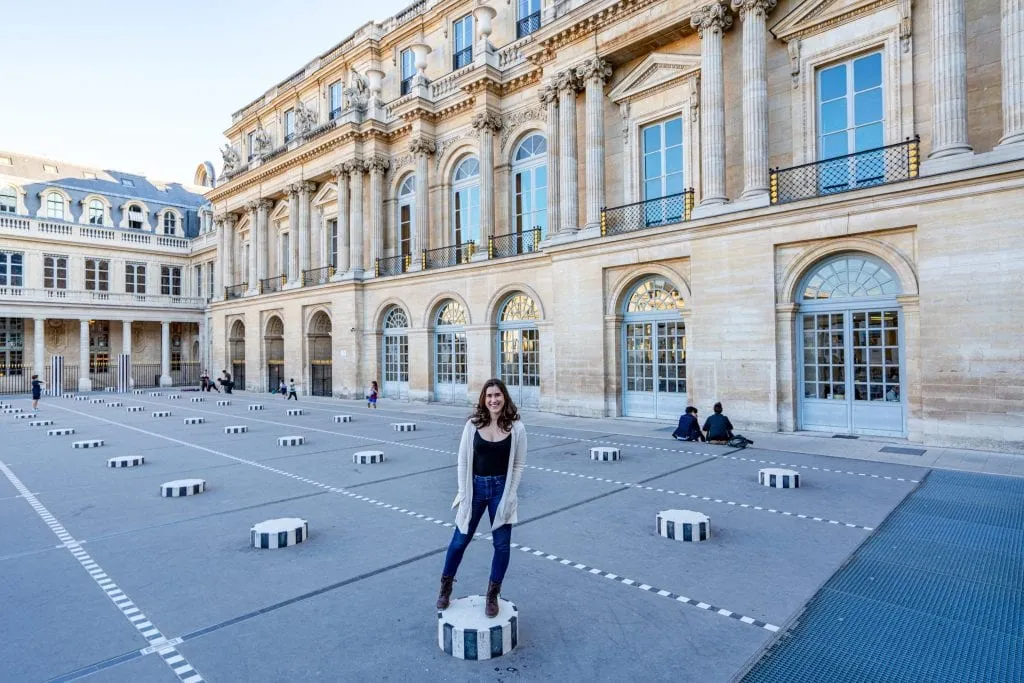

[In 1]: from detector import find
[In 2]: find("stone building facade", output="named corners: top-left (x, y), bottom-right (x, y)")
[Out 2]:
top-left (205, 0), bottom-right (1024, 451)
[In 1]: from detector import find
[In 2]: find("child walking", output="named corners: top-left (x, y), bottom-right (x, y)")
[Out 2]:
top-left (279, 379), bottom-right (288, 397)
top-left (287, 379), bottom-right (298, 401)
top-left (31, 375), bottom-right (43, 410)
top-left (367, 381), bottom-right (378, 409)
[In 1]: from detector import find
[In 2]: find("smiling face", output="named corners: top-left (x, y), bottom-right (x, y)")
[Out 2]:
top-left (485, 385), bottom-right (505, 416)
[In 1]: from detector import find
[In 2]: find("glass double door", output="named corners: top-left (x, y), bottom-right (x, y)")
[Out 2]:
top-left (499, 327), bottom-right (539, 409)
top-left (434, 330), bottom-right (467, 404)
top-left (383, 332), bottom-right (409, 399)
top-left (622, 320), bottom-right (686, 419)
top-left (799, 309), bottom-right (904, 436)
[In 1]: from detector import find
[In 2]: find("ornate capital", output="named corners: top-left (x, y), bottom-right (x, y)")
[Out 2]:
top-left (471, 111), bottom-right (503, 133)
top-left (286, 182), bottom-right (302, 197)
top-left (691, 2), bottom-right (733, 37)
top-left (409, 136), bottom-right (437, 157)
top-left (538, 84), bottom-right (558, 107)
top-left (367, 154), bottom-right (390, 174)
top-left (331, 163), bottom-right (348, 179)
top-left (256, 198), bottom-right (274, 213)
top-left (245, 200), bottom-right (261, 213)
top-left (554, 68), bottom-right (580, 94)
top-left (729, 0), bottom-right (776, 19)
top-left (576, 57), bottom-right (613, 85)
top-left (297, 180), bottom-right (317, 195)
top-left (342, 158), bottom-right (364, 175)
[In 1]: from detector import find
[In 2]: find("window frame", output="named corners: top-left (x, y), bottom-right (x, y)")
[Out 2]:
top-left (450, 156), bottom-right (481, 247)
top-left (400, 49), bottom-right (416, 95)
top-left (816, 50), bottom-right (885, 160)
top-left (84, 258), bottom-right (109, 292)
top-left (163, 210), bottom-right (178, 235)
top-left (160, 265), bottom-right (182, 296)
top-left (0, 186), bottom-right (17, 213)
top-left (43, 254), bottom-right (67, 290)
top-left (452, 14), bottom-right (474, 70)
top-left (284, 109), bottom-right (296, 142)
top-left (0, 251), bottom-right (24, 287)
top-left (511, 134), bottom-right (548, 239)
top-left (125, 262), bottom-right (146, 295)
top-left (397, 175), bottom-right (415, 257)
top-left (329, 81), bottom-right (343, 119)
top-left (516, 0), bottom-right (542, 38)
top-left (46, 192), bottom-right (65, 220)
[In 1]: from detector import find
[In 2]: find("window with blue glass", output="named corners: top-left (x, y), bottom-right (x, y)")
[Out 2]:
top-left (517, 0), bottom-right (541, 38)
top-left (641, 117), bottom-right (684, 226)
top-left (401, 49), bottom-right (416, 95)
top-left (817, 52), bottom-right (884, 193)
top-left (284, 109), bottom-right (296, 142)
top-left (329, 82), bottom-right (343, 119)
top-left (247, 131), bottom-right (257, 160)
top-left (453, 15), bottom-right (473, 70)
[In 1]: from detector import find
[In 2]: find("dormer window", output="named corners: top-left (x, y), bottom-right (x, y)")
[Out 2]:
top-left (46, 192), bottom-right (65, 220)
top-left (43, 164), bottom-right (58, 174)
top-left (128, 204), bottom-right (144, 229)
top-left (121, 178), bottom-right (135, 188)
top-left (0, 187), bottom-right (15, 213)
top-left (163, 212), bottom-right (177, 235)
top-left (88, 199), bottom-right (104, 225)
top-left (83, 171), bottom-right (97, 179)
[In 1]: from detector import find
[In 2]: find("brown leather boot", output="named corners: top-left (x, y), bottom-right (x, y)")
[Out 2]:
top-left (436, 576), bottom-right (455, 610)
top-left (485, 581), bottom-right (501, 617)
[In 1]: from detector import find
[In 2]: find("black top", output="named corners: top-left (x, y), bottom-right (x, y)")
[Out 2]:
top-left (31, 380), bottom-right (42, 397)
top-left (672, 413), bottom-right (704, 441)
top-left (702, 413), bottom-right (734, 441)
top-left (473, 430), bottom-right (511, 476)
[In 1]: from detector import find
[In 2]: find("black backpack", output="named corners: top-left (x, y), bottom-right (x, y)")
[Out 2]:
top-left (726, 435), bottom-right (753, 449)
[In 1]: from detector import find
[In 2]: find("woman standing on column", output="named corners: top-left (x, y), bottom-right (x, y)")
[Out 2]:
top-left (436, 378), bottom-right (527, 618)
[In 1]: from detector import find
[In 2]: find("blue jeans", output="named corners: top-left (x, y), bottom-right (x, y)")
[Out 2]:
top-left (441, 474), bottom-right (512, 584)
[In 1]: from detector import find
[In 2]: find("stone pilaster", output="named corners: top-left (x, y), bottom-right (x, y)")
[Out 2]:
top-left (287, 185), bottom-right (300, 284)
top-left (33, 317), bottom-right (44, 377)
top-left (732, 0), bottom-right (775, 198)
top-left (1000, 0), bottom-right (1024, 146)
top-left (471, 112), bottom-right (502, 248)
top-left (577, 57), bottom-right (613, 230)
top-left (929, 0), bottom-right (973, 158)
top-left (409, 136), bottom-right (436, 268)
top-left (78, 319), bottom-right (91, 392)
top-left (298, 181), bottom-right (315, 279)
top-left (555, 68), bottom-right (580, 233)
top-left (539, 85), bottom-right (559, 238)
top-left (367, 155), bottom-right (389, 270)
top-left (256, 199), bottom-right (272, 285)
top-left (214, 218), bottom-right (225, 297)
top-left (159, 321), bottom-right (171, 387)
top-left (222, 215), bottom-right (236, 290)
top-left (692, 2), bottom-right (733, 205)
top-left (347, 159), bottom-right (366, 277)
top-left (245, 202), bottom-right (259, 294)
top-left (332, 164), bottom-right (351, 278)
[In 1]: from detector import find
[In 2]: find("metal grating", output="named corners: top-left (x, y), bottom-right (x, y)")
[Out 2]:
top-left (879, 446), bottom-right (927, 456)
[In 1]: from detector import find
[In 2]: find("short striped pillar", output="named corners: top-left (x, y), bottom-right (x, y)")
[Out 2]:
top-left (392, 423), bottom-right (416, 432)
top-left (353, 451), bottom-right (385, 464)
top-left (48, 428), bottom-right (75, 436)
top-left (149, 392), bottom-right (162, 397)
top-left (74, 396), bottom-right (89, 401)
top-left (152, 411), bottom-right (172, 418)
top-left (161, 479), bottom-right (206, 497)
top-left (117, 353), bottom-right (131, 393)
top-left (251, 518), bottom-right (308, 549)
top-left (90, 398), bottom-right (104, 404)
top-left (183, 417), bottom-right (205, 425)
top-left (286, 408), bottom-right (303, 416)
top-left (168, 394), bottom-right (182, 400)
top-left (108, 456), bottom-right (144, 468)
top-left (590, 446), bottom-right (620, 462)
top-left (127, 406), bottom-right (144, 413)
top-left (333, 415), bottom-right (352, 423)
top-left (191, 396), bottom-right (205, 403)
top-left (278, 435), bottom-right (305, 446)
top-left (216, 400), bottom-right (231, 406)
top-left (14, 413), bottom-right (38, 420)
top-left (73, 440), bottom-right (105, 449)
top-left (656, 509), bottom-right (711, 542)
top-left (106, 401), bottom-right (123, 408)
top-left (49, 355), bottom-right (64, 396)
top-left (61, 393), bottom-right (75, 399)
top-left (2, 407), bottom-right (22, 413)
top-left (759, 468), bottom-right (800, 489)
top-left (29, 419), bottom-right (55, 427)
top-left (132, 389), bottom-right (146, 395)
top-left (224, 425), bottom-right (248, 434)
top-left (438, 595), bottom-right (518, 660)
top-left (248, 404), bottom-right (264, 411)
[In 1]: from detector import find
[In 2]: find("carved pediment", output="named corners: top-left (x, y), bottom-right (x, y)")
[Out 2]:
top-left (312, 182), bottom-right (337, 206)
top-left (268, 199), bottom-right (289, 222)
top-left (607, 52), bottom-right (701, 104)
top-left (771, 0), bottom-right (897, 42)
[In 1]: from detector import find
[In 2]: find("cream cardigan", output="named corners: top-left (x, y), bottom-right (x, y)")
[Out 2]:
top-left (451, 419), bottom-right (528, 534)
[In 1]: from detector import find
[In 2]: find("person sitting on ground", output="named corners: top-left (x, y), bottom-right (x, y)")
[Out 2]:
top-left (672, 406), bottom-right (704, 441)
top-left (703, 402), bottom-right (734, 444)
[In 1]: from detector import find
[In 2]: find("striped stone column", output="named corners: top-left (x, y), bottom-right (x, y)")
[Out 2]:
top-left (298, 181), bottom-right (315, 279)
top-left (578, 57), bottom-right (613, 230)
top-left (332, 164), bottom-right (350, 279)
top-left (732, 0), bottom-right (775, 198)
top-left (367, 156), bottom-right (389, 268)
top-left (287, 184), bottom-right (300, 285)
top-left (539, 85), bottom-right (559, 238)
top-left (1000, 0), bottom-right (1024, 146)
top-left (471, 112), bottom-right (502, 249)
top-left (245, 202), bottom-right (259, 294)
top-left (929, 0), bottom-right (973, 158)
top-left (409, 136), bottom-right (436, 268)
top-left (347, 159), bottom-right (365, 277)
top-left (692, 2), bottom-right (733, 205)
top-left (556, 68), bottom-right (580, 233)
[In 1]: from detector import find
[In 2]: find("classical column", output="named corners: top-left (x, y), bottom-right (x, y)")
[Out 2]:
top-left (78, 319), bottom-right (91, 392)
top-left (409, 136), bottom-right (436, 267)
top-left (471, 112), bottom-right (502, 247)
top-left (347, 159), bottom-right (366, 277)
top-left (298, 181), bottom-right (315, 278)
top-left (577, 57), bottom-right (613, 230)
top-left (692, 2), bottom-right (733, 205)
top-left (929, 0), bottom-right (973, 158)
top-left (732, 0), bottom-right (775, 198)
top-left (159, 321), bottom-right (172, 386)
top-left (256, 199), bottom-right (272, 284)
top-left (1000, 0), bottom-right (1024, 146)
top-left (556, 69), bottom-right (580, 233)
top-left (245, 202), bottom-right (259, 294)
top-left (332, 164), bottom-right (351, 278)
top-left (367, 155), bottom-right (389, 270)
top-left (122, 320), bottom-right (132, 359)
top-left (215, 217), bottom-right (225, 297)
top-left (33, 317), bottom-right (44, 377)
top-left (539, 85), bottom-right (559, 238)
top-left (287, 184), bottom-right (300, 284)
top-left (222, 215), bottom-right (236, 291)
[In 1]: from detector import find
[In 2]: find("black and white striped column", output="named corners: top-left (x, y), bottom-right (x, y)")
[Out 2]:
top-left (438, 596), bottom-right (518, 660)
top-left (161, 479), bottom-right (206, 497)
top-left (251, 518), bottom-right (308, 549)
top-left (117, 353), bottom-right (131, 393)
top-left (48, 355), bottom-right (63, 396)
top-left (656, 509), bottom-right (711, 542)
top-left (758, 468), bottom-right (800, 489)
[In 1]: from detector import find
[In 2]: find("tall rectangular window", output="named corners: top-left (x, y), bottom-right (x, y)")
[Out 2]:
top-left (329, 219), bottom-right (338, 268)
top-left (817, 51), bottom-right (884, 191)
top-left (401, 49), bottom-right (416, 95)
top-left (161, 265), bottom-right (181, 296)
top-left (329, 81), bottom-right (343, 118)
top-left (281, 233), bottom-right (290, 278)
top-left (0, 188), bottom-right (16, 213)
top-left (195, 264), bottom-right (202, 297)
top-left (0, 317), bottom-right (25, 374)
top-left (125, 263), bottom-right (146, 294)
top-left (43, 255), bottom-right (67, 290)
top-left (46, 193), bottom-right (64, 220)
top-left (247, 131), bottom-right (257, 160)
top-left (85, 258), bottom-right (109, 292)
top-left (516, 0), bottom-right (541, 38)
top-left (208, 261), bottom-right (215, 299)
top-left (640, 117), bottom-right (684, 225)
top-left (0, 251), bottom-right (24, 287)
top-left (284, 109), bottom-right (296, 142)
top-left (453, 15), bottom-right (473, 69)
top-left (128, 205), bottom-right (145, 230)
top-left (399, 204), bottom-right (412, 256)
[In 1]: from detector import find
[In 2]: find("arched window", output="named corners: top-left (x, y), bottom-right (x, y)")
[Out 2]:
top-left (264, 316), bottom-right (285, 392)
top-left (382, 306), bottom-right (410, 399)
top-left (800, 255), bottom-right (900, 300)
top-left (88, 199), bottom-right (104, 225)
top-left (163, 212), bottom-right (177, 235)
top-left (497, 293), bottom-right (541, 408)
top-left (433, 300), bottom-right (468, 403)
top-left (0, 186), bottom-right (16, 213)
top-left (451, 157), bottom-right (480, 246)
top-left (128, 204), bottom-right (144, 229)
top-left (397, 174), bottom-right (415, 257)
top-left (511, 134), bottom-right (547, 241)
top-left (307, 311), bottom-right (332, 397)
top-left (228, 320), bottom-right (246, 389)
top-left (622, 277), bottom-right (686, 419)
top-left (46, 192), bottom-right (65, 220)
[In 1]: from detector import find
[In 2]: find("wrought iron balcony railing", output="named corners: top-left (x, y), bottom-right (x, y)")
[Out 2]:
top-left (516, 11), bottom-right (541, 38)
top-left (770, 137), bottom-right (920, 205)
top-left (302, 265), bottom-right (335, 286)
top-left (376, 254), bottom-right (412, 277)
top-left (601, 189), bottom-right (695, 237)
top-left (225, 283), bottom-right (247, 299)
top-left (258, 274), bottom-right (286, 294)
top-left (452, 47), bottom-right (473, 70)
top-left (489, 228), bottom-right (542, 259)
top-left (423, 242), bottom-right (476, 270)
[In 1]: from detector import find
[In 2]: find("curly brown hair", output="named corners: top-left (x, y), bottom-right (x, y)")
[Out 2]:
top-left (470, 378), bottom-right (520, 432)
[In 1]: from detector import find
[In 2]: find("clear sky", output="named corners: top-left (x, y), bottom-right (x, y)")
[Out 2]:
top-left (0, 0), bottom-right (412, 184)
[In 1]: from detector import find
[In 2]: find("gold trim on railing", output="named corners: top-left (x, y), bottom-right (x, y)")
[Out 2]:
top-left (487, 236), bottom-right (494, 259)
top-left (908, 138), bottom-right (920, 178)
top-left (684, 192), bottom-right (694, 221)
top-left (769, 170), bottom-right (779, 205)
top-left (600, 209), bottom-right (606, 237)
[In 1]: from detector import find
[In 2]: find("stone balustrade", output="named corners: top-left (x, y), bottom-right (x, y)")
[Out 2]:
top-left (0, 287), bottom-right (205, 309)
top-left (0, 214), bottom-right (194, 253)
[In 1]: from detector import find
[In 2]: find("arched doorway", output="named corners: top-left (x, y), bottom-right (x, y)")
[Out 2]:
top-left (622, 277), bottom-right (686, 419)
top-left (308, 311), bottom-right (332, 397)
top-left (265, 316), bottom-right (284, 392)
top-left (497, 293), bottom-right (540, 408)
top-left (382, 306), bottom-right (409, 399)
top-left (433, 300), bottom-right (468, 404)
top-left (228, 320), bottom-right (245, 390)
top-left (797, 253), bottom-right (905, 436)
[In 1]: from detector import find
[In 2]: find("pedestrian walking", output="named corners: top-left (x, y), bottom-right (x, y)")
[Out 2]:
top-left (31, 374), bottom-right (43, 410)
top-left (367, 380), bottom-right (378, 409)
top-left (287, 379), bottom-right (298, 401)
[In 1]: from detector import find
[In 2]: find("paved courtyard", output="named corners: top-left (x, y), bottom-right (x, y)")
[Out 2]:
top-left (0, 392), bottom-right (1019, 682)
